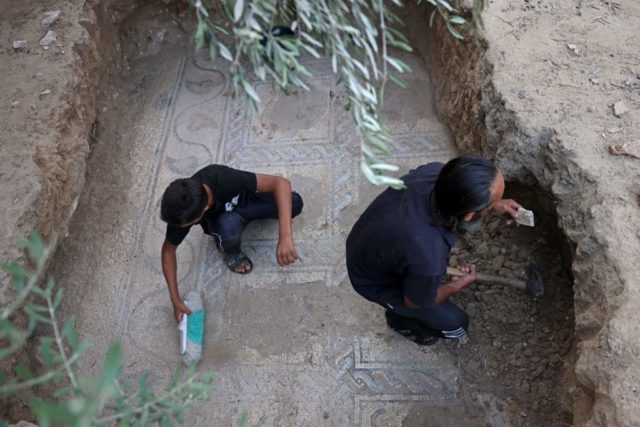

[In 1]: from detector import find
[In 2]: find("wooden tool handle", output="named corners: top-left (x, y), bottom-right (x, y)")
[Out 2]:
top-left (446, 267), bottom-right (526, 291)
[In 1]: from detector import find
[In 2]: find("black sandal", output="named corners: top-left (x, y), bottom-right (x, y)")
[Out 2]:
top-left (223, 251), bottom-right (253, 274)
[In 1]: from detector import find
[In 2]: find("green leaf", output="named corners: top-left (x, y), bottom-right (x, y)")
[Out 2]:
top-left (1, 263), bottom-right (26, 291)
top-left (360, 161), bottom-right (379, 184)
top-left (446, 21), bottom-right (464, 39)
top-left (387, 38), bottom-right (413, 52)
top-left (370, 163), bottom-right (400, 172)
top-left (233, 0), bottom-right (244, 23)
top-left (62, 317), bottom-right (78, 350)
top-left (438, 0), bottom-right (454, 12)
top-left (38, 337), bottom-right (57, 369)
top-left (378, 175), bottom-right (406, 189)
top-left (100, 343), bottom-right (122, 385)
top-left (159, 415), bottom-right (172, 427)
top-left (23, 231), bottom-right (45, 263)
top-left (24, 306), bottom-right (50, 325)
top-left (385, 56), bottom-right (411, 73)
top-left (194, 22), bottom-right (206, 52)
top-left (237, 412), bottom-right (248, 427)
top-left (14, 363), bottom-right (33, 381)
top-left (53, 288), bottom-right (63, 308)
top-left (218, 43), bottom-right (233, 61)
top-left (30, 398), bottom-right (76, 426)
top-left (208, 42), bottom-right (217, 63)
top-left (301, 32), bottom-right (323, 48)
top-left (388, 73), bottom-right (407, 88)
top-left (242, 80), bottom-right (260, 103)
top-left (302, 44), bottom-right (321, 58)
top-left (45, 276), bottom-right (55, 294)
top-left (449, 15), bottom-right (467, 25)
top-left (429, 9), bottom-right (437, 27)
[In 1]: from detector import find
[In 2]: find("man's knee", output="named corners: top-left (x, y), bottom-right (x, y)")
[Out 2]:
top-left (292, 192), bottom-right (304, 217)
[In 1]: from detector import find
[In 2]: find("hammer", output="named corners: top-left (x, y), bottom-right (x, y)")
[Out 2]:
top-left (446, 262), bottom-right (544, 297)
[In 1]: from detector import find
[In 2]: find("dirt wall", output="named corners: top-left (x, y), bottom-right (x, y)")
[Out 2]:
top-left (0, 1), bottom-right (109, 302)
top-left (405, 1), bottom-right (640, 425)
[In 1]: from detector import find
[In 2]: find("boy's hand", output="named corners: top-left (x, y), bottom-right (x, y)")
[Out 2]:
top-left (276, 235), bottom-right (299, 266)
top-left (172, 299), bottom-right (192, 323)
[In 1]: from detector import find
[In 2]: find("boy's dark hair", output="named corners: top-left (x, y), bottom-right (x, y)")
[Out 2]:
top-left (434, 155), bottom-right (498, 219)
top-left (160, 178), bottom-right (208, 226)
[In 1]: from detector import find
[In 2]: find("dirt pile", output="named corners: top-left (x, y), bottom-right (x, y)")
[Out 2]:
top-left (453, 208), bottom-right (575, 426)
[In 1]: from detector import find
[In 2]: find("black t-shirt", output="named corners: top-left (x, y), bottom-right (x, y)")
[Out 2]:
top-left (165, 165), bottom-right (257, 246)
top-left (346, 162), bottom-right (456, 308)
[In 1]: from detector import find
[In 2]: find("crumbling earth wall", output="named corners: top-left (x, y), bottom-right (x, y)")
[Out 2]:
top-left (407, 1), bottom-right (640, 425)
top-left (0, 0), bottom-right (167, 306)
top-left (0, 0), bottom-right (112, 301)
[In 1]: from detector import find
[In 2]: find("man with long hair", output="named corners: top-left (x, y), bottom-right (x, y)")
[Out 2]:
top-left (346, 156), bottom-right (521, 345)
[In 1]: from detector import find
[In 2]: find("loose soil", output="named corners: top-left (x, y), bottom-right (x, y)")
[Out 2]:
top-left (453, 198), bottom-right (575, 426)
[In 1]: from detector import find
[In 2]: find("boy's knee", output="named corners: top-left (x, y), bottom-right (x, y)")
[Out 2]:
top-left (216, 213), bottom-right (245, 241)
top-left (292, 192), bottom-right (304, 217)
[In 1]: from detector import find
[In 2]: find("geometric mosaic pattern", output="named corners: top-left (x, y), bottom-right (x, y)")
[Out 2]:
top-left (104, 50), bottom-right (507, 425)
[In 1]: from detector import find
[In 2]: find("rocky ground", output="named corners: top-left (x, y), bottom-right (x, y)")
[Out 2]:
top-left (453, 209), bottom-right (575, 426)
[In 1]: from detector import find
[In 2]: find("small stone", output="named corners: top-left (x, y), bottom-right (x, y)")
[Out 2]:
top-left (39, 30), bottom-right (57, 47)
top-left (11, 101), bottom-right (20, 107)
top-left (492, 255), bottom-right (505, 270)
top-left (607, 127), bottom-right (622, 134)
top-left (519, 380), bottom-right (530, 393)
top-left (466, 303), bottom-right (477, 317)
top-left (566, 43), bottom-right (579, 54)
top-left (39, 89), bottom-right (51, 97)
top-left (42, 11), bottom-right (61, 26)
top-left (549, 354), bottom-right (562, 364)
top-left (323, 411), bottom-right (329, 419)
top-left (12, 40), bottom-right (27, 50)
top-left (613, 101), bottom-right (630, 117)
top-left (155, 28), bottom-right (168, 43)
top-left (467, 359), bottom-right (481, 371)
top-left (507, 403), bottom-right (519, 414)
top-left (476, 242), bottom-right (489, 255)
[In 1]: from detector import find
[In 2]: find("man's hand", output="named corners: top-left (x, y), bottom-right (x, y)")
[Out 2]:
top-left (172, 299), bottom-right (192, 323)
top-left (276, 235), bottom-right (299, 266)
top-left (450, 264), bottom-right (477, 291)
top-left (492, 199), bottom-right (521, 221)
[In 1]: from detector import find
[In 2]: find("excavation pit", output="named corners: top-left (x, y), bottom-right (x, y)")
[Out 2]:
top-left (4, 1), bottom-right (608, 426)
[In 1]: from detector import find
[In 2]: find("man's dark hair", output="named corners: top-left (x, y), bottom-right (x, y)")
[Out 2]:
top-left (434, 155), bottom-right (498, 219)
top-left (160, 178), bottom-right (208, 226)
